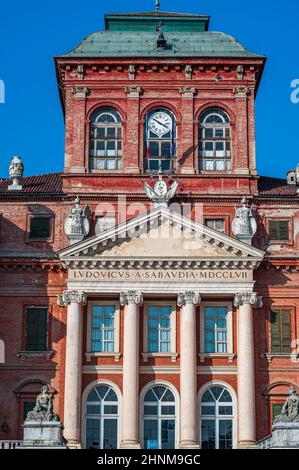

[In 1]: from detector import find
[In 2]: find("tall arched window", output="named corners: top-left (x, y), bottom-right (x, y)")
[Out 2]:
top-left (142, 385), bottom-right (176, 449)
top-left (199, 108), bottom-right (231, 172)
top-left (89, 108), bottom-right (122, 170)
top-left (144, 108), bottom-right (176, 173)
top-left (85, 385), bottom-right (119, 449)
top-left (200, 386), bottom-right (234, 449)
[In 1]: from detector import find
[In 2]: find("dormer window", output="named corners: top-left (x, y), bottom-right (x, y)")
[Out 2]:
top-left (199, 108), bottom-right (231, 172)
top-left (89, 108), bottom-right (122, 170)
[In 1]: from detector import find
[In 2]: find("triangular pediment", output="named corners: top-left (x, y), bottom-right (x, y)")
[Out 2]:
top-left (59, 206), bottom-right (265, 269)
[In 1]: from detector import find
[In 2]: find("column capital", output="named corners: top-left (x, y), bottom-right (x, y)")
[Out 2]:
top-left (57, 290), bottom-right (87, 307)
top-left (120, 291), bottom-right (143, 307)
top-left (177, 291), bottom-right (201, 307)
top-left (234, 291), bottom-right (263, 308)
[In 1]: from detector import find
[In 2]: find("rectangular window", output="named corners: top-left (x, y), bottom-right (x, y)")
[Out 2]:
top-left (268, 220), bottom-right (290, 242)
top-left (204, 306), bottom-right (228, 353)
top-left (205, 219), bottom-right (225, 233)
top-left (272, 404), bottom-right (283, 423)
top-left (29, 217), bottom-right (51, 240)
top-left (270, 309), bottom-right (291, 353)
top-left (23, 401), bottom-right (36, 421)
top-left (148, 305), bottom-right (172, 353)
top-left (25, 307), bottom-right (48, 351)
top-left (91, 305), bottom-right (115, 352)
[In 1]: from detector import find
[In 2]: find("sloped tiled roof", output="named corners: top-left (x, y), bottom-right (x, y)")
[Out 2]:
top-left (258, 176), bottom-right (298, 197)
top-left (62, 31), bottom-right (262, 58)
top-left (0, 172), bottom-right (63, 196)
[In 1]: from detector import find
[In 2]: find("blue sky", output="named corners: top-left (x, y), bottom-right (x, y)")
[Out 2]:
top-left (0, 0), bottom-right (298, 179)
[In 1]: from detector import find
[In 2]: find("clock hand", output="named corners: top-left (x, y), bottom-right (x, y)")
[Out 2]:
top-left (152, 118), bottom-right (169, 129)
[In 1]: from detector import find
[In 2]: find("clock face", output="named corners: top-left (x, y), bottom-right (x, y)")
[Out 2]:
top-left (148, 112), bottom-right (172, 137)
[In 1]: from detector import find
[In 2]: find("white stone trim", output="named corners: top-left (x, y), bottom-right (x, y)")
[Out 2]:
top-left (82, 365), bottom-right (238, 375)
top-left (199, 301), bottom-right (233, 355)
top-left (198, 380), bottom-right (238, 449)
top-left (86, 300), bottom-right (120, 357)
top-left (139, 380), bottom-right (180, 449)
top-left (81, 379), bottom-right (123, 450)
top-left (143, 301), bottom-right (177, 359)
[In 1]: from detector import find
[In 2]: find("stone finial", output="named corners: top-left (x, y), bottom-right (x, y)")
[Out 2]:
top-left (57, 290), bottom-right (87, 307)
top-left (120, 291), bottom-right (143, 306)
top-left (143, 168), bottom-right (178, 208)
top-left (232, 196), bottom-right (257, 245)
top-left (64, 196), bottom-right (90, 245)
top-left (77, 64), bottom-right (84, 79)
top-left (8, 156), bottom-right (24, 191)
top-left (274, 387), bottom-right (299, 424)
top-left (25, 385), bottom-right (59, 422)
top-left (185, 65), bottom-right (193, 80)
top-left (237, 65), bottom-right (244, 80)
top-left (177, 292), bottom-right (201, 307)
top-left (233, 291), bottom-right (263, 308)
top-left (128, 65), bottom-right (136, 80)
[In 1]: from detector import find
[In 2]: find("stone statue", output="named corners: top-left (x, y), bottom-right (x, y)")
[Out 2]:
top-left (143, 169), bottom-right (178, 208)
top-left (274, 387), bottom-right (299, 424)
top-left (8, 156), bottom-right (24, 191)
top-left (232, 196), bottom-right (257, 245)
top-left (64, 196), bottom-right (90, 245)
top-left (26, 385), bottom-right (59, 422)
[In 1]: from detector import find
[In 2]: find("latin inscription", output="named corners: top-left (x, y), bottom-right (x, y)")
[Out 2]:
top-left (70, 269), bottom-right (252, 282)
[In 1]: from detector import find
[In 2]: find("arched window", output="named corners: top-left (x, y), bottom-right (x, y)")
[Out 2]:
top-left (144, 108), bottom-right (176, 173)
top-left (89, 108), bottom-right (122, 170)
top-left (85, 385), bottom-right (119, 449)
top-left (142, 385), bottom-right (176, 449)
top-left (199, 108), bottom-right (231, 172)
top-left (200, 386), bottom-right (234, 449)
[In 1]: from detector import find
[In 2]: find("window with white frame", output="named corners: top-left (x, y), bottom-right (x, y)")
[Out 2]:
top-left (204, 218), bottom-right (225, 234)
top-left (200, 386), bottom-right (234, 449)
top-left (147, 305), bottom-right (173, 353)
top-left (142, 385), bottom-right (176, 449)
top-left (200, 303), bottom-right (233, 355)
top-left (85, 385), bottom-right (119, 449)
top-left (89, 108), bottom-right (122, 170)
top-left (91, 305), bottom-right (115, 352)
top-left (199, 108), bottom-right (231, 172)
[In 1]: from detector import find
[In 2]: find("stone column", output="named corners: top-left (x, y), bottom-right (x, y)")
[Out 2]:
top-left (177, 291), bottom-right (201, 448)
top-left (234, 291), bottom-right (263, 448)
top-left (119, 290), bottom-right (143, 448)
top-left (57, 290), bottom-right (87, 448)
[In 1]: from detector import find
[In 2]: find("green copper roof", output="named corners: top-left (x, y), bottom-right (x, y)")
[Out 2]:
top-left (105, 12), bottom-right (210, 32)
top-left (63, 31), bottom-right (262, 58)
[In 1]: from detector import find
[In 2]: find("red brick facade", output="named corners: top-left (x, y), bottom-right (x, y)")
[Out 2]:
top-left (0, 11), bottom-right (298, 448)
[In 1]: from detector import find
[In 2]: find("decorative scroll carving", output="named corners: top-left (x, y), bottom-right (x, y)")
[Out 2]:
top-left (232, 196), bottom-right (257, 245)
top-left (125, 86), bottom-right (142, 97)
top-left (120, 291), bottom-right (143, 306)
top-left (274, 387), bottom-right (299, 424)
top-left (77, 64), bottom-right (84, 79)
top-left (234, 291), bottom-right (263, 308)
top-left (57, 290), bottom-right (87, 307)
top-left (25, 385), bottom-right (59, 422)
top-left (64, 196), bottom-right (90, 245)
top-left (180, 87), bottom-right (197, 98)
top-left (177, 291), bottom-right (201, 306)
top-left (234, 86), bottom-right (250, 97)
top-left (8, 156), bottom-right (24, 191)
top-left (72, 87), bottom-right (90, 99)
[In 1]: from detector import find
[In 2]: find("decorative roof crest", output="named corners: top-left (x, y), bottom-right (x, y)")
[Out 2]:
top-left (143, 168), bottom-right (178, 208)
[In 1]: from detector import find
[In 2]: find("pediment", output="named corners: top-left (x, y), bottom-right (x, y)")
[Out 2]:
top-left (59, 206), bottom-right (265, 270)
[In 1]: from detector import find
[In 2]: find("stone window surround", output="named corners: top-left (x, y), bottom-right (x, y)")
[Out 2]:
top-left (199, 301), bottom-right (234, 363)
top-left (142, 301), bottom-right (178, 363)
top-left (25, 213), bottom-right (55, 243)
top-left (265, 216), bottom-right (293, 246)
top-left (86, 300), bottom-right (121, 362)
